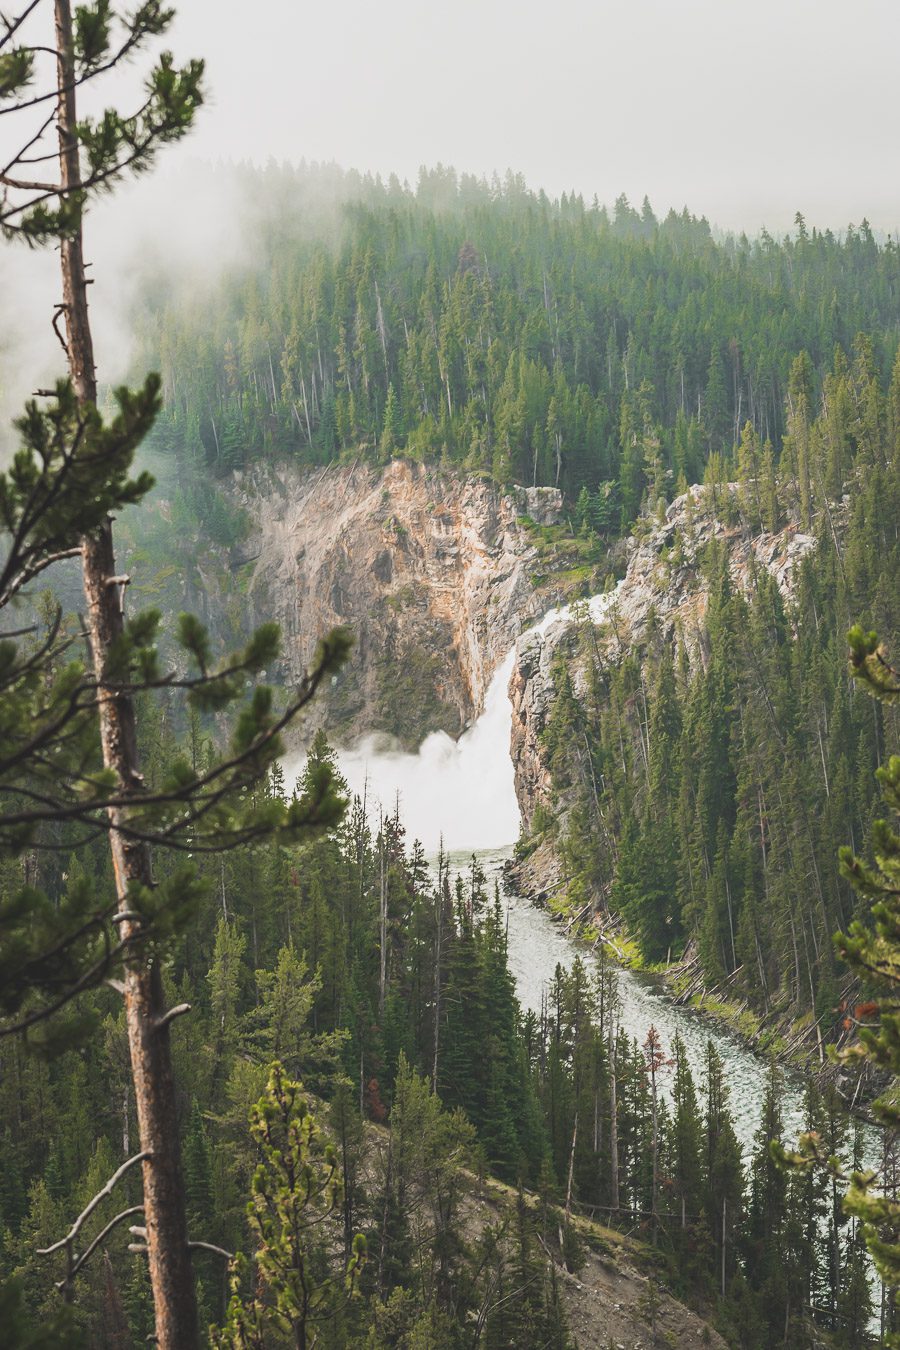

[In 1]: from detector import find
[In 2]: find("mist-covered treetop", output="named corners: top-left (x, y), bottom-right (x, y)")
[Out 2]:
top-left (131, 160), bottom-right (898, 528)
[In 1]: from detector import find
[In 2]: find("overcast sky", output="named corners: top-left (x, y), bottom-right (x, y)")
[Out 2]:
top-left (160, 0), bottom-right (900, 234)
top-left (3, 0), bottom-right (899, 431)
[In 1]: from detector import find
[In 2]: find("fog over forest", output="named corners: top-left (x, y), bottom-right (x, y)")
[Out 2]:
top-left (3, 0), bottom-right (898, 434)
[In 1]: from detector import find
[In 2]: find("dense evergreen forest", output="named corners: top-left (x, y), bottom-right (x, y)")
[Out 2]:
top-left (536, 345), bottom-right (899, 1036)
top-left (0, 738), bottom-right (882, 1346)
top-left (136, 162), bottom-right (900, 528)
top-left (132, 160), bottom-right (900, 1047)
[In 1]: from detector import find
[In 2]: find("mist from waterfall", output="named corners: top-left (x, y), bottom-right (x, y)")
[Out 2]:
top-left (332, 647), bottom-right (519, 853)
top-left (293, 589), bottom-right (619, 854)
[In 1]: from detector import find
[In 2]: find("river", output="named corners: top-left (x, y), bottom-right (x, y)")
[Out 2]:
top-left (437, 841), bottom-right (887, 1330)
top-left (440, 844), bottom-right (817, 1158)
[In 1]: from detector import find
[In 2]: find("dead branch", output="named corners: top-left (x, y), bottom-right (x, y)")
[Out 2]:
top-left (58, 1205), bottom-right (145, 1289)
top-left (187, 1241), bottom-right (234, 1261)
top-left (154, 1002), bottom-right (191, 1032)
top-left (38, 1151), bottom-right (150, 1256)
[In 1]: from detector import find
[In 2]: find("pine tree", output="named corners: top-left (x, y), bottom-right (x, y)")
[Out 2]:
top-left (212, 1063), bottom-right (365, 1349)
top-left (704, 346), bottom-right (731, 454)
top-left (703, 1041), bottom-right (743, 1296)
top-left (483, 1192), bottom-right (575, 1349)
top-left (0, 8), bottom-right (350, 1344)
top-left (668, 1035), bottom-right (703, 1237)
top-left (206, 919), bottom-right (247, 1103)
top-left (376, 1054), bottom-right (474, 1311)
top-left (836, 1228), bottom-right (873, 1348)
top-left (745, 1062), bottom-right (788, 1336)
top-left (182, 1102), bottom-right (213, 1232)
top-left (831, 631), bottom-right (900, 1313)
top-left (380, 383), bottom-right (400, 457)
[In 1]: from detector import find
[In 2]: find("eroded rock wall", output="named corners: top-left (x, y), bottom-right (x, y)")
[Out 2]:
top-left (241, 459), bottom-right (562, 747)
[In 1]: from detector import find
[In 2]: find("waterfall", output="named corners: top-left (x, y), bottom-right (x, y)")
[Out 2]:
top-left (312, 587), bottom-right (620, 853)
top-left (331, 647), bottom-right (520, 853)
top-left (283, 584), bottom-right (883, 1184)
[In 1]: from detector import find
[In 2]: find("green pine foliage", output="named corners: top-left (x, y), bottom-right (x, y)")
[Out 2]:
top-left (826, 631), bottom-right (900, 1340)
top-left (131, 165), bottom-right (899, 522)
top-left (0, 732), bottom-right (890, 1343)
top-left (4, 141), bottom-right (900, 1347)
top-left (212, 1062), bottom-right (366, 1348)
top-left (538, 340), bottom-right (899, 1038)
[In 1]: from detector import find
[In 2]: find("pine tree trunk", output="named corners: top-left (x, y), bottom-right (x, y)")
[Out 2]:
top-left (378, 816), bottom-right (387, 1018)
top-left (565, 1108), bottom-right (578, 1224)
top-left (650, 1063), bottom-right (658, 1234)
top-left (432, 868), bottom-right (442, 1088)
top-left (609, 1046), bottom-right (619, 1212)
top-left (54, 3), bottom-right (197, 1344)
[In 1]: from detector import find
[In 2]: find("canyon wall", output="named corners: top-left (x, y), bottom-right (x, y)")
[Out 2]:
top-left (240, 459), bottom-right (563, 747)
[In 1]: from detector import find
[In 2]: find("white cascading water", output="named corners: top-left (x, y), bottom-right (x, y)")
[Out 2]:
top-left (333, 646), bottom-right (519, 853)
top-left (318, 589), bottom-right (619, 854)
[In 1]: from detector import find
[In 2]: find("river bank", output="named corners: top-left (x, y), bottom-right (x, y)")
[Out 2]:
top-left (503, 845), bottom-right (889, 1127)
top-left (442, 845), bottom-right (856, 1159)
top-left (324, 565), bottom-right (885, 1158)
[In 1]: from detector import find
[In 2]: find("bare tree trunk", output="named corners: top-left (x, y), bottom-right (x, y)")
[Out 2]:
top-left (267, 345), bottom-right (278, 406)
top-left (378, 812), bottom-right (387, 1019)
top-left (609, 1044), bottom-right (619, 1212)
top-left (724, 872), bottom-right (737, 972)
top-left (299, 372), bottom-right (313, 444)
top-left (377, 1130), bottom-right (394, 1299)
top-left (564, 1108), bottom-right (578, 1224)
top-left (649, 1057), bottom-right (659, 1244)
top-left (55, 4), bottom-right (197, 1344)
top-left (432, 857), bottom-right (443, 1088)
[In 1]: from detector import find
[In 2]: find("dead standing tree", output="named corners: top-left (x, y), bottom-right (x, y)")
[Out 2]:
top-left (0, 5), bottom-right (350, 1346)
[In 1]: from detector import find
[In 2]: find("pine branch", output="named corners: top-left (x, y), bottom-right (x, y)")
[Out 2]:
top-left (61, 1204), bottom-right (145, 1287)
top-left (0, 0), bottom-right (42, 52)
top-left (187, 1241), bottom-right (234, 1261)
top-left (1, 106), bottom-right (56, 175)
top-left (1, 13), bottom-right (167, 116)
top-left (0, 628), bottom-right (349, 840)
top-left (0, 933), bottom-right (129, 1037)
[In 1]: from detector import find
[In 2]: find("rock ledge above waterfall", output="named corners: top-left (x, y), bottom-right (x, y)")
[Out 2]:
top-left (509, 484), bottom-right (818, 841)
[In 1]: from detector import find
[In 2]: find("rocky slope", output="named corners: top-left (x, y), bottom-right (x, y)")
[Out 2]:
top-left (239, 459), bottom-right (562, 747)
top-left (509, 484), bottom-right (817, 890)
top-left (476, 1181), bottom-right (727, 1350)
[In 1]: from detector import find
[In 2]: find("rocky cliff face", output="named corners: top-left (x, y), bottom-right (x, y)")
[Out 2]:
top-left (241, 459), bottom-right (562, 747)
top-left (509, 485), bottom-right (817, 844)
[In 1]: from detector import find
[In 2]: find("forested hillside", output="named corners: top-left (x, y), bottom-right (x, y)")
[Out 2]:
top-left (0, 738), bottom-right (875, 1346)
top-left (525, 344), bottom-right (899, 1046)
top-left (4, 149), bottom-right (900, 1349)
top-left (131, 160), bottom-right (900, 1042)
top-left (135, 163), bottom-right (900, 528)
